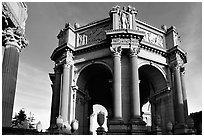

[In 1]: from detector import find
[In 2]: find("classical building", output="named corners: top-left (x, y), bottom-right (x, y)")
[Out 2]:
top-left (49, 5), bottom-right (191, 134)
top-left (2, 2), bottom-right (28, 127)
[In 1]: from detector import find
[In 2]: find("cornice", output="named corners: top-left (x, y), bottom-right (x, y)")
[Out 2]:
top-left (75, 17), bottom-right (111, 32)
top-left (167, 45), bottom-right (187, 63)
top-left (140, 41), bottom-right (167, 57)
top-left (106, 29), bottom-right (145, 37)
top-left (74, 40), bottom-right (108, 55)
top-left (136, 18), bottom-right (165, 34)
top-left (51, 44), bottom-right (74, 61)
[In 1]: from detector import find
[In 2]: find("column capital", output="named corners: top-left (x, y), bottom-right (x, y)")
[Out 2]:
top-left (129, 45), bottom-right (140, 57)
top-left (54, 65), bottom-right (62, 74)
top-left (2, 27), bottom-right (28, 52)
top-left (63, 62), bottom-right (72, 69)
top-left (110, 46), bottom-right (122, 56)
top-left (180, 66), bottom-right (185, 76)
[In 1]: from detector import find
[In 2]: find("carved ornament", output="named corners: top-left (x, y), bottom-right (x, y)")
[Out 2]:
top-left (110, 46), bottom-right (122, 56)
top-left (78, 34), bottom-right (87, 46)
top-left (2, 27), bottom-right (28, 52)
top-left (138, 27), bottom-right (163, 47)
top-left (129, 45), bottom-right (140, 56)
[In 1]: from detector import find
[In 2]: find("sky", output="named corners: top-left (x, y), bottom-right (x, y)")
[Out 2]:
top-left (7, 2), bottom-right (202, 130)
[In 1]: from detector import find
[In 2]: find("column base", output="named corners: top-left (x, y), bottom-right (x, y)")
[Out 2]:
top-left (107, 118), bottom-right (129, 135)
top-left (152, 126), bottom-right (162, 135)
top-left (129, 117), bottom-right (147, 135)
top-left (174, 123), bottom-right (188, 135)
top-left (96, 127), bottom-right (106, 135)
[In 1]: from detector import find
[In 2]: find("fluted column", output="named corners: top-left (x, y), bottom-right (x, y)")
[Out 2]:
top-left (173, 65), bottom-right (185, 125)
top-left (2, 27), bottom-right (28, 127)
top-left (129, 46), bottom-right (141, 119)
top-left (50, 65), bottom-right (62, 128)
top-left (110, 46), bottom-right (122, 120)
top-left (60, 62), bottom-right (72, 122)
top-left (180, 67), bottom-right (188, 122)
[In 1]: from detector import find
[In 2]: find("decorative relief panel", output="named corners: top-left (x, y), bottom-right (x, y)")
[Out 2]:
top-left (77, 22), bottom-right (111, 46)
top-left (138, 27), bottom-right (164, 47)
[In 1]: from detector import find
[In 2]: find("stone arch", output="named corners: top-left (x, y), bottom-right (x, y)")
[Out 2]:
top-left (74, 61), bottom-right (112, 85)
top-left (138, 63), bottom-right (168, 131)
top-left (138, 61), bottom-right (167, 81)
top-left (75, 62), bottom-right (113, 134)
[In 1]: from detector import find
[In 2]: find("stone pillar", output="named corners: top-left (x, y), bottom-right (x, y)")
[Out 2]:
top-left (60, 62), bottom-right (72, 122)
top-left (173, 65), bottom-right (185, 125)
top-left (109, 5), bottom-right (120, 29)
top-left (2, 27), bottom-right (28, 127)
top-left (130, 7), bottom-right (137, 30)
top-left (50, 65), bottom-right (62, 128)
top-left (129, 46), bottom-right (141, 120)
top-left (110, 46), bottom-right (123, 120)
top-left (180, 67), bottom-right (188, 122)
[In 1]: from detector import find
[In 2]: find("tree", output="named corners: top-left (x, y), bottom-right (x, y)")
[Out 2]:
top-left (11, 109), bottom-right (36, 130)
top-left (27, 112), bottom-right (35, 129)
top-left (11, 109), bottom-right (27, 128)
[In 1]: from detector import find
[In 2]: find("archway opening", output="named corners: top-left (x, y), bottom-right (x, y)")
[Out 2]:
top-left (76, 63), bottom-right (113, 135)
top-left (139, 64), bottom-right (167, 131)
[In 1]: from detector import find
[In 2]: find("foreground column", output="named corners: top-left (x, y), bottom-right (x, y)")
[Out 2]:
top-left (2, 27), bottom-right (28, 127)
top-left (111, 46), bottom-right (123, 120)
top-left (129, 46), bottom-right (141, 119)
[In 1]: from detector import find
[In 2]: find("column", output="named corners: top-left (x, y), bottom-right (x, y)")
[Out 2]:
top-left (129, 46), bottom-right (141, 120)
top-left (180, 67), bottom-right (188, 122)
top-left (110, 46), bottom-right (122, 120)
top-left (60, 62), bottom-right (71, 122)
top-left (68, 65), bottom-right (74, 123)
top-left (2, 27), bottom-right (28, 127)
top-left (50, 65), bottom-right (62, 128)
top-left (173, 65), bottom-right (185, 125)
top-left (110, 5), bottom-right (120, 29)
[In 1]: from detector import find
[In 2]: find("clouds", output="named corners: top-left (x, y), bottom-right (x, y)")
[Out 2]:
top-left (177, 3), bottom-right (202, 113)
top-left (13, 60), bottom-right (52, 129)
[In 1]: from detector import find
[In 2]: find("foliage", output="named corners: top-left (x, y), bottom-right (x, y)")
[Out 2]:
top-left (11, 109), bottom-right (36, 130)
top-left (27, 112), bottom-right (35, 129)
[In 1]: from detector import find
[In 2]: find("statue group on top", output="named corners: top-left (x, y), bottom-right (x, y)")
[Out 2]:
top-left (112, 5), bottom-right (137, 29)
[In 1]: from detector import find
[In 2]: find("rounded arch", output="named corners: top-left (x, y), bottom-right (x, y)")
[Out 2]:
top-left (138, 64), bottom-right (168, 131)
top-left (74, 61), bottom-right (113, 85)
top-left (139, 64), bottom-right (168, 107)
top-left (75, 62), bottom-right (113, 134)
top-left (138, 61), bottom-right (167, 80)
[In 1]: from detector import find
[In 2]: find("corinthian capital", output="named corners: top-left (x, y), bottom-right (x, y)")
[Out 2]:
top-left (129, 45), bottom-right (140, 56)
top-left (180, 66), bottom-right (185, 76)
top-left (2, 27), bottom-right (28, 52)
top-left (110, 46), bottom-right (122, 56)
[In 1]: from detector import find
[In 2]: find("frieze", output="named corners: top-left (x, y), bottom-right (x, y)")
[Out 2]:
top-left (138, 27), bottom-right (164, 47)
top-left (77, 22), bottom-right (111, 46)
top-left (111, 37), bottom-right (139, 47)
